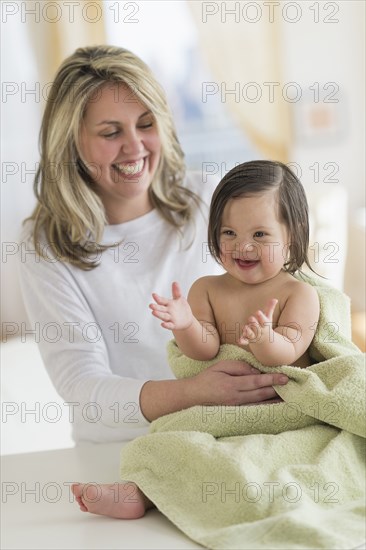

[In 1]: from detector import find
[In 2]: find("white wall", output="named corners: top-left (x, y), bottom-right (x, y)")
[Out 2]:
top-left (1, 15), bottom-right (41, 333)
top-left (282, 0), bottom-right (364, 210)
top-left (281, 0), bottom-right (365, 307)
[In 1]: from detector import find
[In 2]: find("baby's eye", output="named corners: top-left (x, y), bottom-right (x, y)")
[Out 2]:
top-left (221, 230), bottom-right (235, 236)
top-left (253, 231), bottom-right (265, 238)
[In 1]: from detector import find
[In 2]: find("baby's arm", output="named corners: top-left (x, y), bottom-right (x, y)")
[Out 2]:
top-left (150, 280), bottom-right (220, 360)
top-left (239, 282), bottom-right (320, 367)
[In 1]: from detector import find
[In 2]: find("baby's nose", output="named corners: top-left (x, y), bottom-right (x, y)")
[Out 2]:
top-left (237, 241), bottom-right (260, 260)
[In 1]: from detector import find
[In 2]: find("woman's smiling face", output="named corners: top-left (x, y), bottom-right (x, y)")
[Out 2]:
top-left (79, 83), bottom-right (161, 223)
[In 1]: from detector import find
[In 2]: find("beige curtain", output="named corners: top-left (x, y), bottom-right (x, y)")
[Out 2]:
top-left (26, 0), bottom-right (106, 85)
top-left (188, 1), bottom-right (292, 162)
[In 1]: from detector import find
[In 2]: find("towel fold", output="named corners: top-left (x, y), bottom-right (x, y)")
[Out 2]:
top-left (121, 274), bottom-right (366, 549)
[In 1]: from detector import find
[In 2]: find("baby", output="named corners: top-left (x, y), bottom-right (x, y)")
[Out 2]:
top-left (150, 160), bottom-right (320, 368)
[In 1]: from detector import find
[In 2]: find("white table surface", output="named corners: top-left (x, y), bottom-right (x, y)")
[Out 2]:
top-left (1, 442), bottom-right (202, 550)
top-left (2, 442), bottom-right (366, 550)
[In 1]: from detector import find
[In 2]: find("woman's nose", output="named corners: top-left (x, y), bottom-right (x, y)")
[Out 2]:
top-left (121, 129), bottom-right (144, 156)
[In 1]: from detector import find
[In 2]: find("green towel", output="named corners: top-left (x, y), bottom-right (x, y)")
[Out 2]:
top-left (120, 274), bottom-right (366, 549)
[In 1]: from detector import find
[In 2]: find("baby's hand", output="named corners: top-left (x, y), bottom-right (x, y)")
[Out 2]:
top-left (149, 282), bottom-right (193, 331)
top-left (239, 298), bottom-right (278, 346)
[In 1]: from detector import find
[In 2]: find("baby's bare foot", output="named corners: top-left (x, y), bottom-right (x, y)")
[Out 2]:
top-left (71, 482), bottom-right (152, 519)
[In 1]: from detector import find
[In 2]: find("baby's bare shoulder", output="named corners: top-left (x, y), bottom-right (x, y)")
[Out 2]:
top-left (189, 274), bottom-right (226, 294)
top-left (285, 277), bottom-right (319, 303)
top-left (191, 274), bottom-right (225, 287)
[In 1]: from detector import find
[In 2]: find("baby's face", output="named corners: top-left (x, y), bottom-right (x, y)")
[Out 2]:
top-left (219, 191), bottom-right (290, 285)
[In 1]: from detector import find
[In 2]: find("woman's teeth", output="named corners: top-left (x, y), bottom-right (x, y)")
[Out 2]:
top-left (113, 158), bottom-right (144, 175)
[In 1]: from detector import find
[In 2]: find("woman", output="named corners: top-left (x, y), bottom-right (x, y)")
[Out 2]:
top-left (19, 45), bottom-right (288, 445)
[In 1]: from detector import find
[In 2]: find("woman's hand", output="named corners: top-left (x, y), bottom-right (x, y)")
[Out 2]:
top-left (140, 360), bottom-right (288, 422)
top-left (187, 359), bottom-right (288, 406)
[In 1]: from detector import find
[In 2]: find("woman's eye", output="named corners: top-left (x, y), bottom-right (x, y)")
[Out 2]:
top-left (254, 231), bottom-right (265, 238)
top-left (102, 121), bottom-right (153, 138)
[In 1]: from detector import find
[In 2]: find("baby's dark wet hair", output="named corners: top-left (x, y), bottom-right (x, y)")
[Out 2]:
top-left (208, 160), bottom-right (314, 275)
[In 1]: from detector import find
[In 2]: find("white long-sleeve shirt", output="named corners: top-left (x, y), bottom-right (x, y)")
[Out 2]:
top-left (18, 172), bottom-right (221, 443)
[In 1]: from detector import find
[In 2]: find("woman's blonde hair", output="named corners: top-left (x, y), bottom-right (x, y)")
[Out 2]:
top-left (27, 45), bottom-right (199, 269)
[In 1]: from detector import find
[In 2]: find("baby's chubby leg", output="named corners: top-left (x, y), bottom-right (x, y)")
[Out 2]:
top-left (71, 482), bottom-right (153, 519)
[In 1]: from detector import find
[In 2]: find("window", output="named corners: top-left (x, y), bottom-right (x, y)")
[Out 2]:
top-left (105, 0), bottom-right (256, 174)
